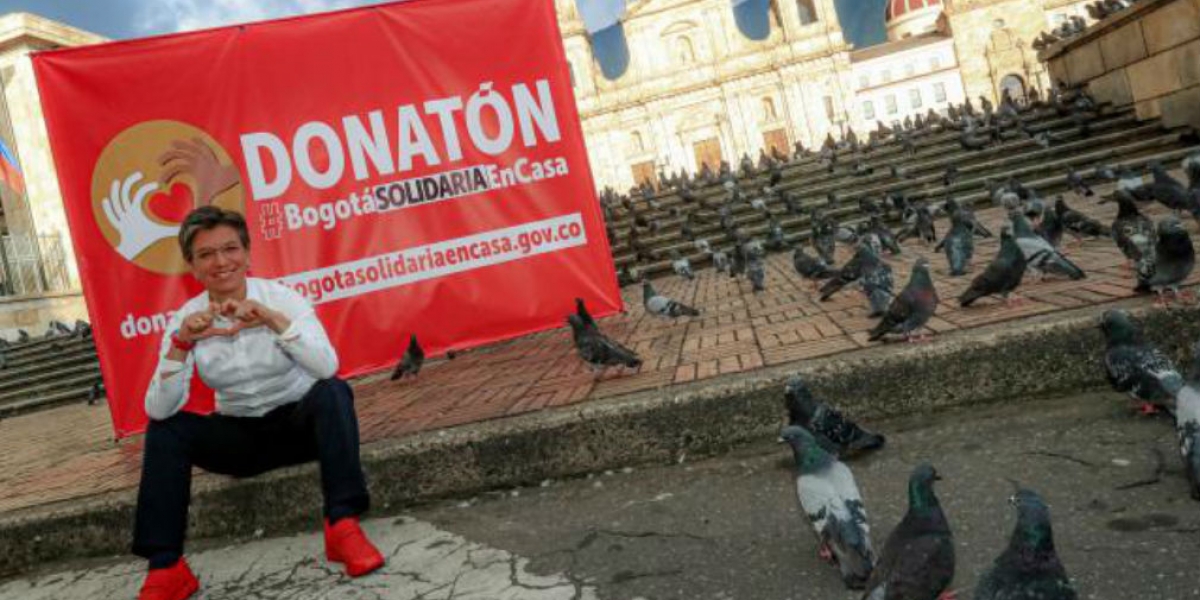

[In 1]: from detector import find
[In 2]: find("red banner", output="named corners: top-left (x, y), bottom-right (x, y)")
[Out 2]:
top-left (33, 0), bottom-right (621, 438)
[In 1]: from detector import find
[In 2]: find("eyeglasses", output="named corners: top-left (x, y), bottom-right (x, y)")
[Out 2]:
top-left (192, 242), bottom-right (245, 263)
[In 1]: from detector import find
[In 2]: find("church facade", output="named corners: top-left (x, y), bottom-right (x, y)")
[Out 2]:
top-left (557, 0), bottom-right (1095, 192)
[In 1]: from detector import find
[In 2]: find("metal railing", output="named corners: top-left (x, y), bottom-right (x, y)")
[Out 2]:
top-left (0, 233), bottom-right (73, 297)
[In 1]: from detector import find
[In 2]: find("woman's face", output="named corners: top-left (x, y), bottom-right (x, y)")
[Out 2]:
top-left (188, 225), bottom-right (248, 297)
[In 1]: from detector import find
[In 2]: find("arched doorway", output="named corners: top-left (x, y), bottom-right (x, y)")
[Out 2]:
top-left (999, 73), bottom-right (1027, 103)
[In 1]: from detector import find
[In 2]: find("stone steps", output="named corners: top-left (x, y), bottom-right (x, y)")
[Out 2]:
top-left (0, 334), bottom-right (102, 416)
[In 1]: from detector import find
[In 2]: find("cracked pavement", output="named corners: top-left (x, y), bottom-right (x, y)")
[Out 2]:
top-left (2, 392), bottom-right (1199, 599)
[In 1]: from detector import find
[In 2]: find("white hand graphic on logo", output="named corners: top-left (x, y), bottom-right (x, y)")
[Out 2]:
top-left (101, 172), bottom-right (180, 261)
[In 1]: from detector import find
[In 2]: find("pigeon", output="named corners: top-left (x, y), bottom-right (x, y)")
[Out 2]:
top-left (642, 280), bottom-right (700, 318)
top-left (869, 258), bottom-right (940, 343)
top-left (1011, 213), bottom-right (1086, 280)
top-left (960, 129), bottom-right (990, 151)
top-left (747, 255), bottom-right (767, 293)
top-left (74, 319), bottom-right (92, 338)
top-left (575, 297), bottom-right (598, 331)
top-left (694, 238), bottom-right (712, 254)
top-left (49, 320), bottom-right (73, 336)
top-left (1055, 196), bottom-right (1109, 240)
top-left (671, 249), bottom-right (695, 281)
top-left (972, 488), bottom-right (1077, 600)
top-left (820, 237), bottom-right (894, 317)
top-left (1108, 189), bottom-right (1155, 266)
top-left (1176, 342), bottom-right (1200, 500)
top-left (960, 226), bottom-right (1028, 307)
top-left (1066, 167), bottom-right (1094, 198)
top-left (942, 166), bottom-right (960, 188)
top-left (861, 463), bottom-right (955, 600)
top-left (712, 249), bottom-right (731, 274)
top-left (87, 378), bottom-right (106, 406)
top-left (781, 425), bottom-right (875, 590)
top-left (390, 334), bottom-right (425, 380)
top-left (1100, 308), bottom-right (1182, 414)
top-left (1112, 165), bottom-right (1152, 202)
top-left (864, 216), bottom-right (903, 256)
top-left (1135, 215), bottom-right (1195, 304)
top-left (566, 313), bottom-right (642, 376)
top-left (813, 215), bottom-right (838, 265)
top-left (793, 246), bottom-right (837, 290)
top-left (17, 329), bottom-right (29, 343)
top-left (766, 219), bottom-right (790, 251)
top-left (937, 211), bottom-right (975, 276)
top-left (784, 375), bottom-right (886, 457)
top-left (1035, 201), bottom-right (1065, 249)
top-left (1145, 161), bottom-right (1193, 214)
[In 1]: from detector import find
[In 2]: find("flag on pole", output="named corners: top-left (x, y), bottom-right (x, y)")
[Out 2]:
top-left (0, 138), bottom-right (24, 196)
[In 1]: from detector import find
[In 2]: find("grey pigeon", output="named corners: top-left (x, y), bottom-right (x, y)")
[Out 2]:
top-left (869, 258), bottom-right (939, 342)
top-left (390, 334), bottom-right (425, 381)
top-left (670, 249), bottom-right (695, 281)
top-left (861, 463), bottom-right (955, 600)
top-left (1055, 196), bottom-right (1109, 240)
top-left (566, 313), bottom-right (642, 375)
top-left (766, 219), bottom-right (790, 251)
top-left (960, 226), bottom-right (1028, 307)
top-left (712, 249), bottom-right (731, 274)
top-left (1035, 201), bottom-right (1065, 249)
top-left (813, 214), bottom-right (838, 265)
top-left (1176, 342), bottom-right (1200, 500)
top-left (642, 280), bottom-right (700, 318)
top-left (937, 211), bottom-right (975, 276)
top-left (75, 319), bottom-right (93, 338)
top-left (972, 489), bottom-right (1076, 600)
top-left (820, 237), bottom-right (894, 317)
top-left (575, 297), bottom-right (598, 332)
top-left (747, 255), bottom-right (767, 293)
top-left (1135, 216), bottom-right (1195, 303)
top-left (781, 425), bottom-right (875, 590)
top-left (794, 246), bottom-right (837, 290)
top-left (87, 378), bottom-right (106, 406)
top-left (1108, 189), bottom-right (1155, 266)
top-left (1146, 161), bottom-right (1193, 214)
top-left (1011, 213), bottom-right (1086, 280)
top-left (1100, 308), bottom-right (1182, 414)
top-left (864, 216), bottom-right (903, 256)
top-left (784, 375), bottom-right (886, 457)
top-left (1066, 167), bottom-right (1094, 198)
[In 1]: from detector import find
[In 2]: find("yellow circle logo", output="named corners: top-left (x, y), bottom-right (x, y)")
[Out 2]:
top-left (91, 120), bottom-right (244, 275)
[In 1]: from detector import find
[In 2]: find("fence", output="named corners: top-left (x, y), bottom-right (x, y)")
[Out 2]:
top-left (0, 233), bottom-right (73, 297)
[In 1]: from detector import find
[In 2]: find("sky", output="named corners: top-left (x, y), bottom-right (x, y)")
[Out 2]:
top-left (0, 0), bottom-right (887, 47)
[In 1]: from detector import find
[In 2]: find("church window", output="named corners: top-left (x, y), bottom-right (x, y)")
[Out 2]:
top-left (933, 82), bottom-right (947, 103)
top-left (823, 96), bottom-right (835, 121)
top-left (909, 89), bottom-right (922, 109)
top-left (885, 94), bottom-right (898, 115)
top-left (797, 0), bottom-right (817, 25)
top-left (863, 100), bottom-right (875, 120)
top-left (631, 131), bottom-right (645, 153)
top-left (676, 36), bottom-right (696, 64)
top-left (762, 97), bottom-right (778, 122)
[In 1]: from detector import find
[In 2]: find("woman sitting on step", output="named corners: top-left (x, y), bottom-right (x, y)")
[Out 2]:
top-left (133, 206), bottom-right (384, 600)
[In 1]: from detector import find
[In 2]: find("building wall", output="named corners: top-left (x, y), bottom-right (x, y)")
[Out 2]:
top-left (851, 38), bottom-right (967, 126)
top-left (0, 13), bottom-right (106, 290)
top-left (1044, 0), bottom-right (1200, 129)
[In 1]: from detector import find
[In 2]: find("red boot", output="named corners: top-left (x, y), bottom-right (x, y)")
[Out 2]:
top-left (137, 558), bottom-right (198, 600)
top-left (324, 517), bottom-right (385, 577)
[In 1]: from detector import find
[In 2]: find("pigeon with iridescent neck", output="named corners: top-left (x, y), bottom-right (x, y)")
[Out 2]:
top-left (972, 488), bottom-right (1076, 600)
top-left (781, 425), bottom-right (875, 590)
top-left (861, 463), bottom-right (955, 600)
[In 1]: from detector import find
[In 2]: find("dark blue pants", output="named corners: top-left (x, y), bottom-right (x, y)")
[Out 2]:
top-left (132, 378), bottom-right (369, 559)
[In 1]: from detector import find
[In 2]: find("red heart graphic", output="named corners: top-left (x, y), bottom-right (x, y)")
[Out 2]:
top-left (147, 182), bottom-right (195, 224)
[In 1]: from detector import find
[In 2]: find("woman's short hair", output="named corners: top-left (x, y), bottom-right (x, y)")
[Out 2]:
top-left (178, 206), bottom-right (250, 262)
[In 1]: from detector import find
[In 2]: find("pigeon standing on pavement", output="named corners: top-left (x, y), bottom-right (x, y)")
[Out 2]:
top-left (784, 375), bottom-right (886, 457)
top-left (794, 246), bottom-right (837, 290)
top-left (1175, 342), bottom-right (1200, 500)
top-left (642, 280), bottom-right (700, 318)
top-left (972, 488), bottom-right (1077, 600)
top-left (1134, 216), bottom-right (1195, 304)
top-left (780, 425), bottom-right (875, 590)
top-left (391, 334), bottom-right (425, 381)
top-left (861, 463), bottom-right (955, 600)
top-left (820, 237), bottom-right (893, 317)
top-left (1056, 196), bottom-right (1109, 241)
top-left (1011, 212), bottom-right (1086, 280)
top-left (1066, 167), bottom-right (1094, 198)
top-left (747, 254), bottom-right (767, 293)
top-left (671, 249), bottom-right (696, 281)
top-left (813, 214), bottom-right (838, 265)
top-left (1108, 189), bottom-right (1155, 267)
top-left (869, 258), bottom-right (939, 343)
top-left (1035, 201), bottom-right (1065, 249)
top-left (566, 312), bottom-right (642, 377)
top-left (937, 211), bottom-right (975, 276)
top-left (960, 226), bottom-right (1028, 307)
top-left (1100, 308), bottom-right (1182, 415)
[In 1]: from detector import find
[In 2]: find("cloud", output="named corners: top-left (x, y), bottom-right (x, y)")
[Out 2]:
top-left (133, 0), bottom-right (374, 35)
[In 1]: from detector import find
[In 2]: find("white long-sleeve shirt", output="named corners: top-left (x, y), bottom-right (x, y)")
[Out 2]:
top-left (144, 278), bottom-right (339, 420)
